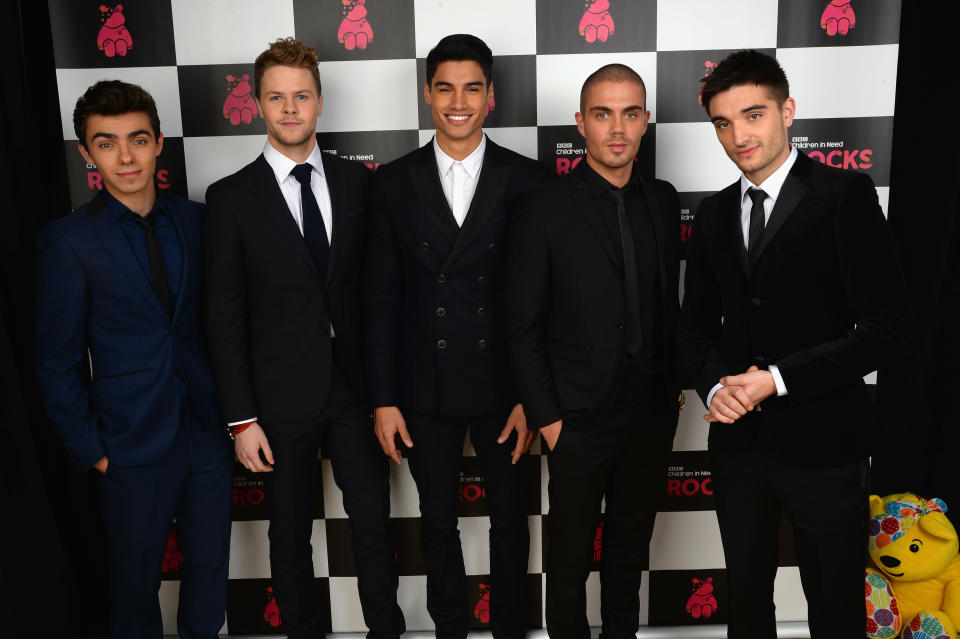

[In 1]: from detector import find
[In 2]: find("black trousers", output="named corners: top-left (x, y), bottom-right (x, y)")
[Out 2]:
top-left (98, 401), bottom-right (232, 639)
top-left (709, 434), bottom-right (869, 639)
top-left (405, 409), bottom-right (530, 639)
top-left (261, 369), bottom-right (404, 639)
top-left (544, 381), bottom-right (675, 639)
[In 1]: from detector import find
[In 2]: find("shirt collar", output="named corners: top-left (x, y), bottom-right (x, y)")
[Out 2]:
top-left (263, 139), bottom-right (326, 185)
top-left (740, 146), bottom-right (798, 205)
top-left (433, 134), bottom-right (486, 180)
top-left (580, 159), bottom-right (640, 198)
top-left (102, 187), bottom-right (166, 221)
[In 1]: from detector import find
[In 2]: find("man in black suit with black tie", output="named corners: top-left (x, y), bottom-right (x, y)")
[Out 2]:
top-left (678, 50), bottom-right (907, 638)
top-left (204, 38), bottom-right (404, 639)
top-left (505, 64), bottom-right (683, 639)
top-left (365, 34), bottom-right (550, 639)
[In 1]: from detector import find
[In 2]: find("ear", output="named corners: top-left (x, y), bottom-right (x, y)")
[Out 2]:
top-left (242, 73), bottom-right (249, 81)
top-left (781, 97), bottom-right (797, 127)
top-left (155, 133), bottom-right (164, 157)
top-left (919, 511), bottom-right (957, 541)
top-left (100, 5), bottom-right (108, 11)
top-left (227, 75), bottom-right (235, 82)
top-left (116, 4), bottom-right (123, 10)
top-left (487, 81), bottom-right (495, 107)
top-left (575, 111), bottom-right (585, 138)
top-left (423, 81), bottom-right (432, 105)
top-left (869, 495), bottom-right (884, 516)
top-left (77, 141), bottom-right (94, 166)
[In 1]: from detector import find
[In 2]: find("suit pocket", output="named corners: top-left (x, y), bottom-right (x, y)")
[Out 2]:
top-left (548, 340), bottom-right (589, 362)
top-left (93, 367), bottom-right (155, 391)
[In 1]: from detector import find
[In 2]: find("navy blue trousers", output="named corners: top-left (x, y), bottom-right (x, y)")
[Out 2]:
top-left (98, 402), bottom-right (232, 639)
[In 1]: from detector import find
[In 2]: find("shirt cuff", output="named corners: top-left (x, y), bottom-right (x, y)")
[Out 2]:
top-left (768, 365), bottom-right (788, 396)
top-left (228, 417), bottom-right (257, 427)
top-left (705, 382), bottom-right (723, 408)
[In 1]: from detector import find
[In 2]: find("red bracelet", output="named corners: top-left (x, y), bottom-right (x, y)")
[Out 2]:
top-left (228, 421), bottom-right (253, 440)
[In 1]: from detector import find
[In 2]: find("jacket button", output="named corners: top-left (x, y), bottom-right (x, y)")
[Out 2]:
top-left (437, 273), bottom-right (447, 283)
top-left (617, 322), bottom-right (624, 329)
top-left (478, 275), bottom-right (487, 285)
top-left (488, 242), bottom-right (496, 252)
top-left (420, 242), bottom-right (430, 251)
top-left (751, 297), bottom-right (763, 307)
top-left (478, 339), bottom-right (487, 349)
top-left (171, 327), bottom-right (177, 334)
top-left (437, 339), bottom-right (447, 350)
top-left (173, 368), bottom-right (182, 377)
top-left (436, 307), bottom-right (446, 317)
top-left (477, 306), bottom-right (486, 315)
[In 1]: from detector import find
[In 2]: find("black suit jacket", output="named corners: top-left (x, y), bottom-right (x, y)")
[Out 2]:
top-left (505, 162), bottom-right (683, 432)
top-left (204, 151), bottom-right (370, 424)
top-left (365, 138), bottom-right (551, 416)
top-left (678, 151), bottom-right (907, 466)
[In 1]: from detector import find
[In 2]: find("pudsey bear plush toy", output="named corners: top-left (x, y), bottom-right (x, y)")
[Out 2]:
top-left (866, 493), bottom-right (960, 639)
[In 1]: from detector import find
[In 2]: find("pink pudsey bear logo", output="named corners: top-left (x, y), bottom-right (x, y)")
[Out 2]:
top-left (98, 4), bottom-right (133, 58)
top-left (685, 577), bottom-right (718, 619)
top-left (821, 0), bottom-right (856, 37)
top-left (223, 74), bottom-right (259, 126)
top-left (338, 0), bottom-right (374, 51)
top-left (263, 586), bottom-right (282, 628)
top-left (473, 583), bottom-right (491, 624)
top-left (697, 60), bottom-right (718, 105)
top-left (579, 0), bottom-right (615, 44)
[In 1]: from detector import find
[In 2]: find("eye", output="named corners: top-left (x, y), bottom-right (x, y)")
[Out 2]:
top-left (98, 142), bottom-right (113, 149)
top-left (270, 95), bottom-right (281, 101)
top-left (909, 543), bottom-right (921, 553)
top-left (296, 94), bottom-right (308, 101)
top-left (749, 112), bottom-right (762, 120)
top-left (625, 112), bottom-right (637, 119)
top-left (595, 112), bottom-right (608, 119)
top-left (714, 121), bottom-right (728, 130)
top-left (133, 138), bottom-right (147, 145)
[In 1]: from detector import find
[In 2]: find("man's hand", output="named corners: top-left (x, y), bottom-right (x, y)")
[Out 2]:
top-left (497, 403), bottom-right (536, 464)
top-left (704, 386), bottom-right (755, 424)
top-left (93, 456), bottom-right (109, 475)
top-left (540, 419), bottom-right (563, 451)
top-left (374, 406), bottom-right (413, 464)
top-left (720, 366), bottom-right (777, 404)
top-left (235, 422), bottom-right (275, 472)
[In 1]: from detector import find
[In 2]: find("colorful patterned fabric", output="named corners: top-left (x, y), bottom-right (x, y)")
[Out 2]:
top-left (869, 498), bottom-right (948, 552)
top-left (902, 611), bottom-right (951, 639)
top-left (866, 570), bottom-right (901, 639)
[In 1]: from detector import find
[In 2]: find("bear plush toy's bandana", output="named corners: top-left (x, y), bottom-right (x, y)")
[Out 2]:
top-left (869, 497), bottom-right (948, 551)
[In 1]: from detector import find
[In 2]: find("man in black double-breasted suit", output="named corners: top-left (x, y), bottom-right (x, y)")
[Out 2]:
top-left (506, 65), bottom-right (682, 639)
top-left (678, 50), bottom-right (907, 638)
top-left (365, 34), bottom-right (550, 639)
top-left (204, 38), bottom-right (403, 639)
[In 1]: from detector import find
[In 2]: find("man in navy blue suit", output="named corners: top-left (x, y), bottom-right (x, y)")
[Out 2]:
top-left (35, 80), bottom-right (232, 639)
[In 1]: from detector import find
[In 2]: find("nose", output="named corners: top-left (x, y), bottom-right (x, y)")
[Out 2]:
top-left (880, 555), bottom-right (901, 568)
top-left (730, 121), bottom-right (750, 146)
top-left (282, 97), bottom-right (298, 114)
top-left (118, 142), bottom-right (134, 164)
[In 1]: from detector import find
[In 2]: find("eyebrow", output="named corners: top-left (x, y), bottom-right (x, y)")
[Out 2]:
top-left (711, 103), bottom-right (768, 122)
top-left (589, 104), bottom-right (645, 112)
top-left (432, 80), bottom-right (486, 88)
top-left (90, 129), bottom-right (152, 141)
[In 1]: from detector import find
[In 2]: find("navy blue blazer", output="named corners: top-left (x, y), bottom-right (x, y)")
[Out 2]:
top-left (35, 190), bottom-right (221, 471)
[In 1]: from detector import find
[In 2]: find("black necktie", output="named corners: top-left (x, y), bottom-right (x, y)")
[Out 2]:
top-left (609, 188), bottom-right (643, 356)
top-left (291, 163), bottom-right (329, 276)
top-left (123, 211), bottom-right (173, 317)
top-left (747, 187), bottom-right (768, 258)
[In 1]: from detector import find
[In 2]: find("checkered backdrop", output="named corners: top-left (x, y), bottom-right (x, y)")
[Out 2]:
top-left (48, 0), bottom-right (902, 633)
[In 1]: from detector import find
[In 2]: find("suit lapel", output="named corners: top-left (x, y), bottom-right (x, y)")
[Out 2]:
top-left (571, 167), bottom-right (619, 270)
top-left (638, 178), bottom-right (668, 294)
top-left (441, 140), bottom-right (512, 272)
top-left (408, 144), bottom-right (458, 244)
top-left (724, 186), bottom-right (751, 276)
top-left (89, 191), bottom-right (170, 318)
top-left (750, 158), bottom-right (810, 268)
top-left (322, 153), bottom-right (346, 284)
top-left (251, 155), bottom-right (322, 281)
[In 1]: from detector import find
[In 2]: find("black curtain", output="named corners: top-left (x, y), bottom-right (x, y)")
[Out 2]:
top-left (872, 10), bottom-right (960, 520)
top-left (1, 2), bottom-right (107, 637)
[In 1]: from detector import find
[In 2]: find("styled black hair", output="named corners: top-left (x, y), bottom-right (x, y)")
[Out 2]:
top-left (73, 80), bottom-right (161, 148)
top-left (425, 34), bottom-right (493, 86)
top-left (700, 49), bottom-right (789, 114)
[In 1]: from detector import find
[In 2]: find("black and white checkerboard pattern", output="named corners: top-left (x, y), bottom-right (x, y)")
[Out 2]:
top-left (49, 0), bottom-right (901, 633)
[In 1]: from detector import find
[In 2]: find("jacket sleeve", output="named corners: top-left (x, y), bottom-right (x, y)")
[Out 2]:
top-left (677, 200), bottom-right (730, 404)
top-left (504, 200), bottom-right (561, 429)
top-left (34, 225), bottom-right (104, 471)
top-left (203, 182), bottom-right (258, 423)
top-left (775, 173), bottom-right (908, 398)
top-left (363, 173), bottom-right (402, 408)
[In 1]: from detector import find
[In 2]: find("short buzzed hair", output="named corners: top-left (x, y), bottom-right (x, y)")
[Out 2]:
top-left (579, 64), bottom-right (647, 113)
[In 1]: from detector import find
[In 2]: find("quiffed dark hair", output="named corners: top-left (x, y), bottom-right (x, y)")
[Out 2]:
top-left (425, 34), bottom-right (493, 86)
top-left (254, 37), bottom-right (322, 99)
top-left (579, 63), bottom-right (647, 113)
top-left (73, 80), bottom-right (161, 149)
top-left (700, 49), bottom-right (789, 114)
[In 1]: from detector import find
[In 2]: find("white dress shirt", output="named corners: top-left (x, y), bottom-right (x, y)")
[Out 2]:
top-left (434, 135), bottom-right (486, 226)
top-left (262, 139), bottom-right (334, 243)
top-left (705, 147), bottom-right (798, 409)
top-left (228, 140), bottom-right (335, 428)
